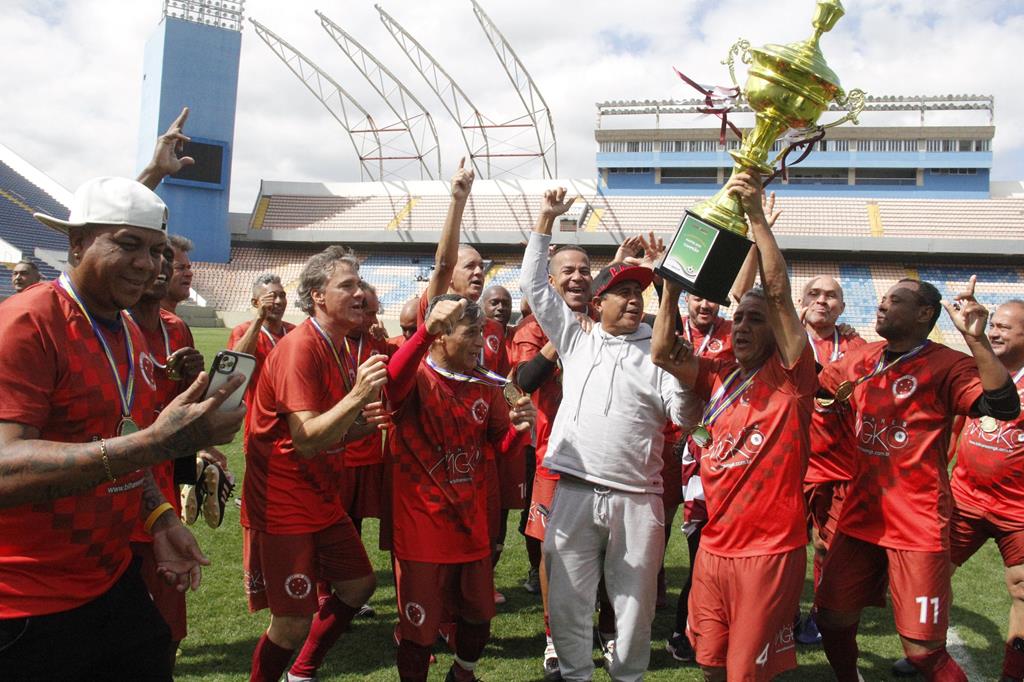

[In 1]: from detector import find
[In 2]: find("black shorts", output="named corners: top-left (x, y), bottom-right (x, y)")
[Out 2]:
top-left (0, 558), bottom-right (172, 681)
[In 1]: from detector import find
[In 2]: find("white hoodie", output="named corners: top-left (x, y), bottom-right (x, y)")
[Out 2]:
top-left (519, 232), bottom-right (700, 494)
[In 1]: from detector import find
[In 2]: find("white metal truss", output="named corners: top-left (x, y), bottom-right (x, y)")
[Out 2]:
top-left (316, 11), bottom-right (441, 180)
top-left (375, 4), bottom-right (549, 179)
top-left (469, 0), bottom-right (557, 178)
top-left (250, 19), bottom-right (384, 180)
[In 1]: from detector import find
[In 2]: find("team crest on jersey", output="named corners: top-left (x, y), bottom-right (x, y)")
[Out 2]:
top-left (471, 397), bottom-right (489, 424)
top-left (244, 569), bottom-right (266, 595)
top-left (139, 352), bottom-right (158, 390)
top-left (708, 338), bottom-right (724, 354)
top-left (892, 374), bottom-right (918, 400)
top-left (404, 601), bottom-right (426, 627)
top-left (285, 573), bottom-right (312, 599)
top-left (485, 334), bottom-right (500, 354)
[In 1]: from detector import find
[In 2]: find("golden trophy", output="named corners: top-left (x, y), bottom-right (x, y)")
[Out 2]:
top-left (657, 0), bottom-right (865, 304)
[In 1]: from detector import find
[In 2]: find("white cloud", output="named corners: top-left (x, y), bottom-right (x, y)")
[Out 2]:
top-left (2, 0), bottom-right (1021, 211)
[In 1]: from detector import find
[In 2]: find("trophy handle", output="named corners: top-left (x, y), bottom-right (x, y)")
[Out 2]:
top-left (722, 39), bottom-right (751, 93)
top-left (819, 88), bottom-right (867, 129)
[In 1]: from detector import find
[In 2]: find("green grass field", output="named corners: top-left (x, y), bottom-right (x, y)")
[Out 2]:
top-left (178, 328), bottom-right (1007, 681)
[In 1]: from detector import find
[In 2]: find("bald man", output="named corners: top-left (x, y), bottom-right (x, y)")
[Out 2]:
top-left (481, 285), bottom-right (513, 330)
top-left (796, 275), bottom-right (866, 645)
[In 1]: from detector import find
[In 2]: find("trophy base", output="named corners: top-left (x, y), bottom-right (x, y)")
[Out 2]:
top-left (655, 210), bottom-right (753, 306)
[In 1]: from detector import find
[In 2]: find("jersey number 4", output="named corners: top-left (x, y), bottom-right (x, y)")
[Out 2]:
top-left (915, 596), bottom-right (941, 624)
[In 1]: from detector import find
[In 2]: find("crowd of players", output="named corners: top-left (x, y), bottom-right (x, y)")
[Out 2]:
top-left (1, 109), bottom-right (1023, 682)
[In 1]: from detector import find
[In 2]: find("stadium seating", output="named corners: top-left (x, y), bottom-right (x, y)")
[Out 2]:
top-left (0, 161), bottom-right (69, 298)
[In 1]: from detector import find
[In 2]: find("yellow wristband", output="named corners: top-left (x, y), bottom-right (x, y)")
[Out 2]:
top-left (99, 438), bottom-right (115, 482)
top-left (144, 502), bottom-right (175, 534)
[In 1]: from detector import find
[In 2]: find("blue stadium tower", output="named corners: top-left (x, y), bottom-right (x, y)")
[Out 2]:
top-left (595, 95), bottom-right (993, 199)
top-left (136, 0), bottom-right (244, 263)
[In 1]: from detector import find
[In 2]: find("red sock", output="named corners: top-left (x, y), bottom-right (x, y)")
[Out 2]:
top-left (1005, 640), bottom-right (1024, 681)
top-left (455, 618), bottom-right (490, 664)
top-left (819, 621), bottom-right (860, 682)
top-left (289, 595), bottom-right (359, 678)
top-left (250, 632), bottom-right (294, 682)
top-left (315, 580), bottom-right (331, 611)
top-left (396, 639), bottom-right (431, 682)
top-left (907, 647), bottom-right (967, 682)
top-left (544, 611), bottom-right (551, 639)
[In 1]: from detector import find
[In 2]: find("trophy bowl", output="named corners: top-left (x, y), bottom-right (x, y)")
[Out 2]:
top-left (656, 0), bottom-right (864, 304)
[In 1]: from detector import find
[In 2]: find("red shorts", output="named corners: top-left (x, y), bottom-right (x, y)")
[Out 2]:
top-left (815, 532), bottom-right (952, 641)
top-left (131, 541), bottom-right (187, 642)
top-left (524, 473), bottom-right (558, 542)
top-left (687, 547), bottom-right (804, 680)
top-left (243, 519), bottom-right (373, 616)
top-left (338, 463), bottom-right (384, 520)
top-left (950, 504), bottom-right (1024, 568)
top-left (804, 481), bottom-right (847, 548)
top-left (498, 446), bottom-right (527, 510)
top-left (661, 438), bottom-right (683, 510)
top-left (394, 556), bottom-right (495, 646)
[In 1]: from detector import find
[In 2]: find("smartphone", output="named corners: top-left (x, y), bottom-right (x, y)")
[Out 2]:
top-left (203, 350), bottom-right (256, 410)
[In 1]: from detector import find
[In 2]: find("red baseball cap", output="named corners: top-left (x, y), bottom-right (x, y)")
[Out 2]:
top-left (592, 262), bottom-right (655, 297)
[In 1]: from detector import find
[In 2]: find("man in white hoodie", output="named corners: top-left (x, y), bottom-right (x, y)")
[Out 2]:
top-left (519, 187), bottom-right (698, 681)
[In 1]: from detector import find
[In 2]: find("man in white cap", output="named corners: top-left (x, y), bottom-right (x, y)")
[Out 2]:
top-left (0, 176), bottom-right (245, 679)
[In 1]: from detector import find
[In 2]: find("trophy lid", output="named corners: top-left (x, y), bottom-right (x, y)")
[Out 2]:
top-left (751, 0), bottom-right (845, 96)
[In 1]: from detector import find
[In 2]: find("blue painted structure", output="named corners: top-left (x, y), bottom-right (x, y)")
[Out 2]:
top-left (136, 16), bottom-right (240, 262)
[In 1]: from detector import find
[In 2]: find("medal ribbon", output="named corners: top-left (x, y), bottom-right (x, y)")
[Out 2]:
top-left (260, 325), bottom-right (280, 348)
top-left (425, 356), bottom-right (509, 388)
top-left (700, 366), bottom-right (760, 429)
top-left (58, 274), bottom-right (136, 419)
top-left (807, 328), bottom-right (840, 365)
top-left (124, 310), bottom-right (172, 369)
top-left (684, 318), bottom-right (716, 357)
top-left (310, 318), bottom-right (354, 391)
top-left (342, 334), bottom-right (364, 381)
top-left (850, 340), bottom-right (930, 391)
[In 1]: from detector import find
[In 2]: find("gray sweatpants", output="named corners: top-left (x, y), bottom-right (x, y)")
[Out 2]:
top-left (544, 477), bottom-right (665, 682)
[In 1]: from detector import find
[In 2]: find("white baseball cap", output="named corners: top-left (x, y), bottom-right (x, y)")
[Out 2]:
top-left (34, 176), bottom-right (168, 235)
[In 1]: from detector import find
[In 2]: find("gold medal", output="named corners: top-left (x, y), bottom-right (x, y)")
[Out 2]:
top-left (118, 417), bottom-right (139, 436)
top-left (834, 381), bottom-right (854, 403)
top-left (165, 352), bottom-right (183, 382)
top-left (503, 382), bottom-right (527, 407)
top-left (689, 424), bottom-right (712, 448)
top-left (980, 416), bottom-right (999, 433)
top-left (815, 397), bottom-right (835, 408)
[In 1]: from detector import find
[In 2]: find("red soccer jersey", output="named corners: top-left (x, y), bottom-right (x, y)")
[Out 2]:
top-left (668, 316), bottom-right (737, 447)
top-left (417, 290), bottom-right (509, 375)
top-left (228, 319), bottom-right (296, 431)
top-left (342, 333), bottom-right (394, 468)
top-left (512, 314), bottom-right (563, 481)
top-left (694, 345), bottom-right (817, 558)
top-left (130, 309), bottom-right (195, 541)
top-left (820, 341), bottom-right (984, 551)
top-left (950, 369), bottom-right (1024, 529)
top-left (805, 329), bottom-right (868, 484)
top-left (241, 319), bottom-right (349, 534)
top-left (387, 363), bottom-right (520, 563)
top-left (0, 282), bottom-right (158, 617)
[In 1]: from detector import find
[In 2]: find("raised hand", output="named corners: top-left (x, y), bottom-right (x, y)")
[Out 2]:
top-left (352, 354), bottom-right (389, 403)
top-left (152, 522), bottom-right (210, 592)
top-left (255, 291), bottom-right (277, 320)
top-left (508, 395), bottom-right (537, 432)
top-left (451, 157), bottom-right (475, 202)
top-left (138, 107), bottom-right (194, 189)
top-left (762, 190), bottom-right (782, 229)
top-left (725, 171), bottom-right (767, 224)
top-left (942, 275), bottom-right (989, 340)
top-left (151, 372), bottom-right (246, 458)
top-left (614, 234), bottom-right (644, 263)
top-left (539, 187), bottom-right (576, 219)
top-left (361, 400), bottom-right (394, 431)
top-left (638, 231), bottom-right (666, 270)
top-left (426, 297), bottom-right (467, 336)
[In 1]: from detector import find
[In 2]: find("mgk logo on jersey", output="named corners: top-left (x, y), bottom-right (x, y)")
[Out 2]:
top-left (857, 415), bottom-right (910, 457)
top-left (705, 426), bottom-right (765, 473)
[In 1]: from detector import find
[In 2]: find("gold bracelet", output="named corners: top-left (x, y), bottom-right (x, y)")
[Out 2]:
top-left (99, 438), bottom-right (115, 482)
top-left (144, 502), bottom-right (175, 534)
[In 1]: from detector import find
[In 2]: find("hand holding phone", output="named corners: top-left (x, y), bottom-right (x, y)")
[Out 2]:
top-left (202, 350), bottom-right (256, 410)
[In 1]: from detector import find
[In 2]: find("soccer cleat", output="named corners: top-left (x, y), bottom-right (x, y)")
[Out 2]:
top-left (597, 631), bottom-right (616, 668)
top-left (444, 664), bottom-right (482, 682)
top-left (201, 461), bottom-right (235, 529)
top-left (665, 632), bottom-right (695, 663)
top-left (543, 643), bottom-right (562, 681)
top-left (493, 590), bottom-right (506, 605)
top-left (522, 567), bottom-right (540, 594)
top-left (795, 612), bottom-right (823, 645)
top-left (891, 657), bottom-right (917, 677)
top-left (285, 673), bottom-right (318, 682)
top-left (179, 459), bottom-right (206, 525)
top-left (356, 602), bottom-right (376, 618)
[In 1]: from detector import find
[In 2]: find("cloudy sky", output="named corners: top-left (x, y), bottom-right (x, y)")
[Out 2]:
top-left (3, 0), bottom-right (1022, 211)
